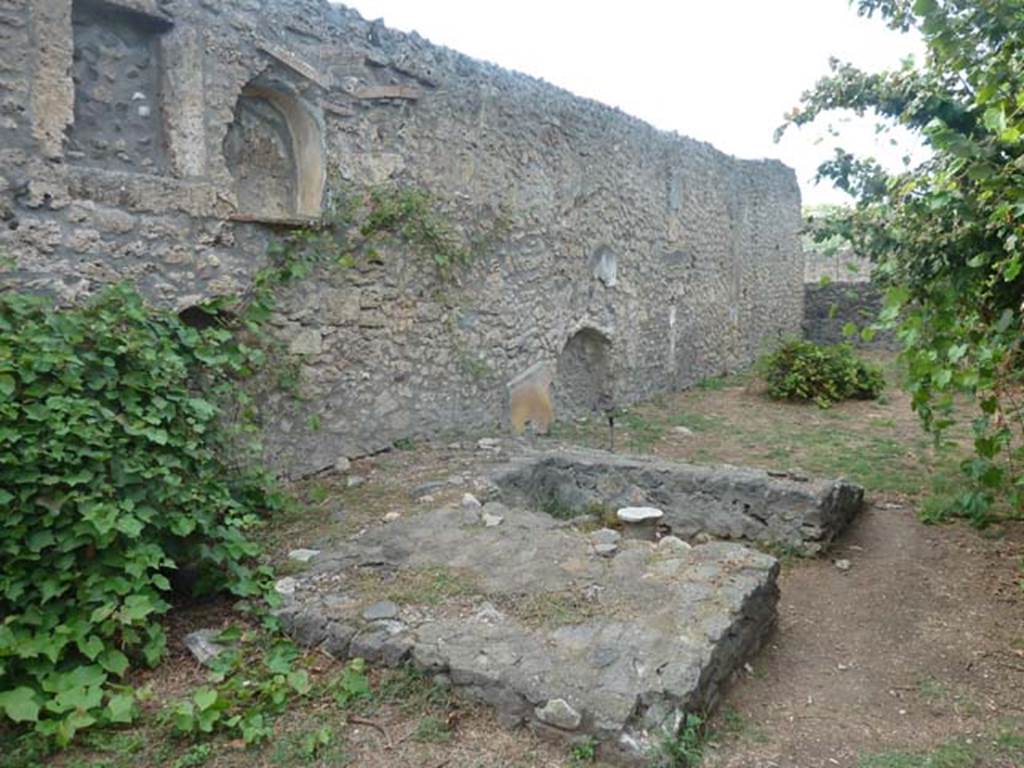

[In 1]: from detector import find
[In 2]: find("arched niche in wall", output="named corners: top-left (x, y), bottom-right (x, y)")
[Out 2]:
top-left (554, 327), bottom-right (614, 418)
top-left (223, 83), bottom-right (325, 221)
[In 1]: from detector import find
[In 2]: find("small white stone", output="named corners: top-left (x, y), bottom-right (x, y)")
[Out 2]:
top-left (275, 577), bottom-right (298, 596)
top-left (362, 600), bottom-right (400, 621)
top-left (334, 456), bottom-right (352, 473)
top-left (657, 535), bottom-right (692, 553)
top-left (482, 512), bottom-right (504, 527)
top-left (591, 528), bottom-right (621, 546)
top-left (673, 426), bottom-right (694, 436)
top-left (137, 105), bottom-right (151, 117)
top-left (477, 438), bottom-right (501, 451)
top-left (659, 536), bottom-right (692, 552)
top-left (288, 328), bottom-right (322, 356)
top-left (472, 603), bottom-right (505, 623)
top-left (287, 548), bottom-right (320, 563)
top-left (618, 732), bottom-right (644, 757)
top-left (383, 511), bottom-right (401, 523)
top-left (535, 698), bottom-right (582, 730)
top-left (346, 475), bottom-right (366, 488)
top-left (616, 506), bottom-right (664, 523)
top-left (183, 629), bottom-right (225, 667)
top-left (131, 91), bottom-right (147, 101)
top-left (594, 542), bottom-right (618, 557)
top-left (462, 493), bottom-right (482, 510)
top-left (834, 559), bottom-right (852, 572)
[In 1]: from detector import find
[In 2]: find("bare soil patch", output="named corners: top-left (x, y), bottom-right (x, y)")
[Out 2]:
top-left (703, 502), bottom-right (1024, 768)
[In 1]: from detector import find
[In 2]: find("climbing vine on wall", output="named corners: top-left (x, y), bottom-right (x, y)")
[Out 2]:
top-left (0, 287), bottom-right (285, 743)
top-left (266, 181), bottom-right (486, 286)
top-left (0, 180), bottom-right (506, 744)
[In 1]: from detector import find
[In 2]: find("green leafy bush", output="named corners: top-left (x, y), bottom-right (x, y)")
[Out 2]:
top-left (0, 286), bottom-right (281, 743)
top-left (758, 340), bottom-right (885, 407)
top-left (781, 2), bottom-right (1024, 523)
top-left (169, 633), bottom-right (311, 744)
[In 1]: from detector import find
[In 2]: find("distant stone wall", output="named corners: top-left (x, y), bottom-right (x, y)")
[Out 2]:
top-left (803, 247), bottom-right (871, 284)
top-left (803, 282), bottom-right (895, 348)
top-left (1, 0), bottom-right (804, 477)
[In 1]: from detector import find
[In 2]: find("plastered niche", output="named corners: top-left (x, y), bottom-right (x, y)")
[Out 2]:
top-left (224, 83), bottom-right (325, 220)
top-left (508, 362), bottom-right (554, 436)
top-left (67, 0), bottom-right (171, 172)
top-left (554, 327), bottom-right (614, 419)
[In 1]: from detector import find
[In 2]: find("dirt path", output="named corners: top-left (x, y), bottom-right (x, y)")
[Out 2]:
top-left (704, 502), bottom-right (1024, 768)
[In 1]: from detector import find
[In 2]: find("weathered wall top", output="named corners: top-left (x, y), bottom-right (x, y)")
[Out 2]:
top-left (1, 0), bottom-right (805, 476)
top-left (804, 247), bottom-right (872, 284)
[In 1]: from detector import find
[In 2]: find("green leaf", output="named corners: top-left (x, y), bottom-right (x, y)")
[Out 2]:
top-left (120, 594), bottom-right (157, 623)
top-left (948, 344), bottom-right (968, 363)
top-left (983, 106), bottom-right (1007, 135)
top-left (90, 604), bottom-right (116, 623)
top-left (0, 237), bottom-right (287, 740)
top-left (98, 649), bottom-right (130, 676)
top-left (26, 530), bottom-right (55, 552)
top-left (115, 515), bottom-right (145, 537)
top-left (287, 669), bottom-right (311, 695)
top-left (77, 635), bottom-right (104, 661)
top-left (0, 687), bottom-right (40, 722)
top-left (50, 683), bottom-right (104, 714)
top-left (215, 627), bottom-right (243, 644)
top-left (105, 692), bottom-right (134, 724)
top-left (193, 687), bottom-right (218, 712)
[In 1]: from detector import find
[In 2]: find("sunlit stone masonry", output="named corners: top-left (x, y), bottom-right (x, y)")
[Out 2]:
top-left (2, 0), bottom-right (804, 477)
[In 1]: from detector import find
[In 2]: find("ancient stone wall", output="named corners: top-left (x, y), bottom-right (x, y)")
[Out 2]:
top-left (0, 0), bottom-right (804, 477)
top-left (803, 246), bottom-right (871, 284)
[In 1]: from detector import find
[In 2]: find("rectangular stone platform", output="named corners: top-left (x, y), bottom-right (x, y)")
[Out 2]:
top-left (277, 502), bottom-right (779, 765)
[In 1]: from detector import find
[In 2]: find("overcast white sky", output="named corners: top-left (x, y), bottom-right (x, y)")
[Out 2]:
top-left (342, 0), bottom-right (927, 207)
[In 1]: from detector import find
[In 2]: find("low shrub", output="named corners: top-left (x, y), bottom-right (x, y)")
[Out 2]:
top-left (758, 339), bottom-right (885, 407)
top-left (168, 633), bottom-right (312, 744)
top-left (0, 286), bottom-right (282, 744)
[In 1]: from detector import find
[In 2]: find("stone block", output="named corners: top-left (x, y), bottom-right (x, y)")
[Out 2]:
top-left (494, 449), bottom-right (864, 555)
